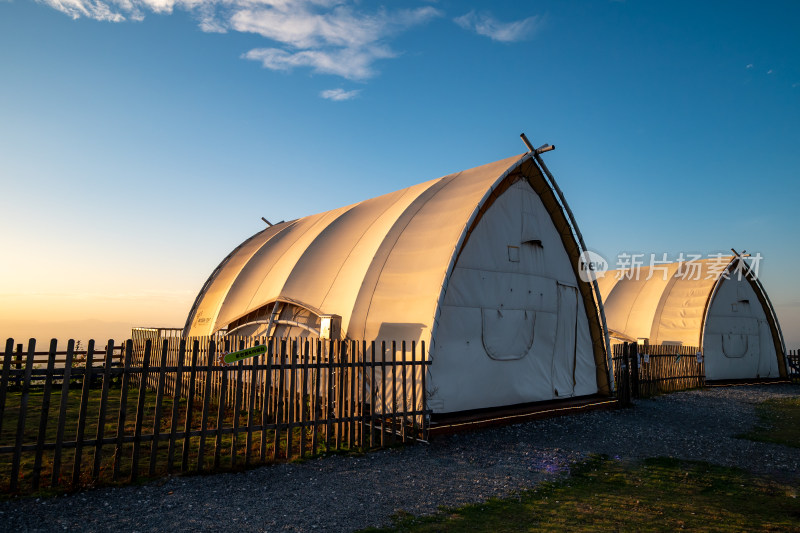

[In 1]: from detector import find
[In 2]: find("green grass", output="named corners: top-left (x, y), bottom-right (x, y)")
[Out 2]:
top-left (362, 455), bottom-right (800, 532)
top-left (738, 397), bottom-right (800, 449)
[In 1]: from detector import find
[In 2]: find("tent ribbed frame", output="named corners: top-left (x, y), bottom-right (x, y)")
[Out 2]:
top-left (181, 149), bottom-right (613, 396)
top-left (181, 222), bottom-right (298, 337)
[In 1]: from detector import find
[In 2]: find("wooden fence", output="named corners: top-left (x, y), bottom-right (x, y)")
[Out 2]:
top-left (1, 340), bottom-right (124, 388)
top-left (614, 342), bottom-right (705, 404)
top-left (787, 349), bottom-right (800, 383)
top-left (0, 336), bottom-right (430, 495)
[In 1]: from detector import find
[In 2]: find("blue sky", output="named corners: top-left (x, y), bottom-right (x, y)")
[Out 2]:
top-left (1, 0), bottom-right (799, 346)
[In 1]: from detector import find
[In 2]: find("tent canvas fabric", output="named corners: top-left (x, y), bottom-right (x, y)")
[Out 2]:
top-left (596, 256), bottom-right (786, 381)
top-left (184, 152), bottom-right (610, 413)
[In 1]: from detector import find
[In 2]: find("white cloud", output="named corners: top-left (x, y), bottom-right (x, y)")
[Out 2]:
top-left (244, 46), bottom-right (393, 80)
top-left (767, 69), bottom-right (774, 74)
top-left (454, 10), bottom-right (542, 42)
top-left (35, 0), bottom-right (442, 82)
top-left (746, 63), bottom-right (754, 69)
top-left (39, 0), bottom-right (126, 21)
top-left (233, 4), bottom-right (440, 80)
top-left (320, 88), bottom-right (360, 101)
top-left (231, 5), bottom-right (391, 49)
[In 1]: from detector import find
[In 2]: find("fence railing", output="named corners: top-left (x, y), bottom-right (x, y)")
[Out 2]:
top-left (787, 349), bottom-right (800, 383)
top-left (0, 336), bottom-right (430, 495)
top-left (1, 340), bottom-right (125, 387)
top-left (614, 342), bottom-right (705, 404)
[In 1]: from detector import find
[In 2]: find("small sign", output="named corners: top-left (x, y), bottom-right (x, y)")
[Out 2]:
top-left (696, 350), bottom-right (703, 363)
top-left (221, 344), bottom-right (267, 365)
top-left (643, 353), bottom-right (650, 364)
top-left (319, 314), bottom-right (341, 340)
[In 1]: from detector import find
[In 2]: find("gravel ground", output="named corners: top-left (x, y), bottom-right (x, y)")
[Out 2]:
top-left (2, 383), bottom-right (798, 532)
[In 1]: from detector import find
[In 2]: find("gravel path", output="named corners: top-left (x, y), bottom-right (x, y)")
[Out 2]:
top-left (2, 384), bottom-right (798, 532)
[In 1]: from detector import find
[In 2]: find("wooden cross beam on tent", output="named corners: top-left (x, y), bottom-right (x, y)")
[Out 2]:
top-left (520, 132), bottom-right (554, 154)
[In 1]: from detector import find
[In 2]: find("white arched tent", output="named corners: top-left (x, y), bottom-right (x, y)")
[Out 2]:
top-left (596, 256), bottom-right (786, 381)
top-left (184, 150), bottom-right (611, 414)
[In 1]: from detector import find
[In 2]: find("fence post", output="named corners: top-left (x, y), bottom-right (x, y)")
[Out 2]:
top-left (285, 339), bottom-right (297, 458)
top-left (14, 343), bottom-right (23, 388)
top-left (112, 341), bottom-right (133, 482)
top-left (401, 341), bottom-right (407, 443)
top-left (335, 340), bottom-right (344, 449)
top-left (421, 340), bottom-right (428, 442)
top-left (272, 340), bottom-right (285, 461)
top-left (33, 339), bottom-right (58, 490)
top-left (181, 340), bottom-right (200, 472)
top-left (0, 339), bottom-right (15, 439)
top-left (167, 339), bottom-right (186, 473)
top-left (697, 348), bottom-right (706, 388)
top-left (10, 339), bottom-right (36, 492)
top-left (197, 339), bottom-right (215, 472)
top-left (51, 340), bottom-right (75, 486)
top-left (261, 338), bottom-right (275, 461)
top-left (299, 339), bottom-right (309, 459)
top-left (390, 340), bottom-right (397, 445)
top-left (380, 340), bottom-right (387, 448)
top-left (130, 339), bottom-right (152, 481)
top-left (72, 339), bottom-right (96, 488)
top-left (325, 339), bottom-right (334, 452)
top-left (630, 342), bottom-right (640, 400)
top-left (618, 343), bottom-right (630, 407)
top-left (410, 340), bottom-right (418, 441)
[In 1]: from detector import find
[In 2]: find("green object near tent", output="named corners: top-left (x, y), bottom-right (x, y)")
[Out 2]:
top-left (221, 344), bottom-right (267, 365)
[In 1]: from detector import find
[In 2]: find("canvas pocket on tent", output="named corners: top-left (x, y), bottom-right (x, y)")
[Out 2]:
top-left (722, 333), bottom-right (748, 358)
top-left (481, 308), bottom-right (535, 360)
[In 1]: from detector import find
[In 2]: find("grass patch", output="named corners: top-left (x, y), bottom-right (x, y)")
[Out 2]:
top-left (738, 397), bottom-right (800, 449)
top-left (1, 385), bottom-right (352, 497)
top-left (363, 455), bottom-right (800, 532)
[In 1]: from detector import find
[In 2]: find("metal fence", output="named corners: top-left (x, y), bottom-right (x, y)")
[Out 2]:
top-left (0, 336), bottom-right (430, 495)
